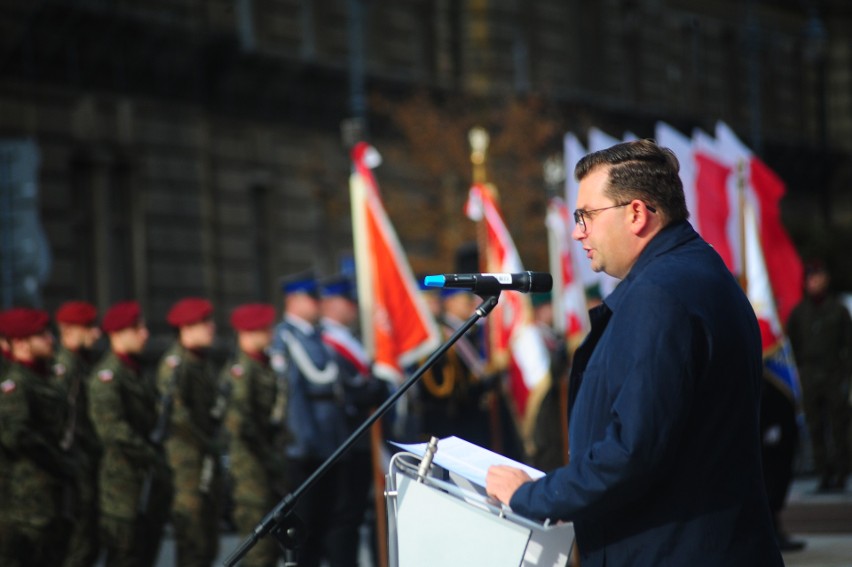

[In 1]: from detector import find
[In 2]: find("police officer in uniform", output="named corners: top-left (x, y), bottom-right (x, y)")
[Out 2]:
top-left (54, 301), bottom-right (104, 567)
top-left (271, 271), bottom-right (349, 567)
top-left (157, 298), bottom-right (223, 567)
top-left (89, 301), bottom-right (173, 567)
top-left (0, 308), bottom-right (74, 566)
top-left (320, 275), bottom-right (389, 567)
top-left (223, 303), bottom-right (288, 567)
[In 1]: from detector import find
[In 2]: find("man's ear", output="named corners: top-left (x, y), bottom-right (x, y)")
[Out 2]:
top-left (628, 201), bottom-right (653, 236)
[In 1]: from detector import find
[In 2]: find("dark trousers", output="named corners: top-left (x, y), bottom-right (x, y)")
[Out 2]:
top-left (291, 453), bottom-right (372, 567)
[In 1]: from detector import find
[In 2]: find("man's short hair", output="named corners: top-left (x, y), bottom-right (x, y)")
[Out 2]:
top-left (575, 139), bottom-right (689, 225)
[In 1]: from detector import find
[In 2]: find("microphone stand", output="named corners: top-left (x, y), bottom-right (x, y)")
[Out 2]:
top-left (223, 291), bottom-right (502, 566)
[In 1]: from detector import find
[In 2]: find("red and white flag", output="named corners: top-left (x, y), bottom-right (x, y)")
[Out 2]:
top-left (743, 200), bottom-right (802, 403)
top-left (465, 183), bottom-right (550, 447)
top-left (546, 196), bottom-right (590, 341)
top-left (714, 122), bottom-right (803, 323)
top-left (350, 142), bottom-right (441, 382)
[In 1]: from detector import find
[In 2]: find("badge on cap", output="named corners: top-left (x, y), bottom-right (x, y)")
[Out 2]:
top-left (98, 369), bottom-right (114, 383)
top-left (1, 379), bottom-right (16, 394)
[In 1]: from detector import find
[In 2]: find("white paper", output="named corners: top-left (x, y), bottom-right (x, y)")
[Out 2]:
top-left (391, 436), bottom-right (545, 488)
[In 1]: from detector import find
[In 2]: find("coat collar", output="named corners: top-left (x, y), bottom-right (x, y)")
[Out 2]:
top-left (603, 220), bottom-right (699, 313)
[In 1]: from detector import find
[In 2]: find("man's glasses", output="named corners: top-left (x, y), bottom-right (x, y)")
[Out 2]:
top-left (573, 202), bottom-right (657, 233)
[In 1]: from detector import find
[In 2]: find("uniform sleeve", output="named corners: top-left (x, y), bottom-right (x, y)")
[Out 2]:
top-left (178, 362), bottom-right (215, 451)
top-left (511, 283), bottom-right (704, 521)
top-left (89, 371), bottom-right (156, 465)
top-left (0, 378), bottom-right (74, 478)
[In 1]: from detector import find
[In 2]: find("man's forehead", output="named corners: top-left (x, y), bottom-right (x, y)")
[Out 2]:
top-left (576, 167), bottom-right (610, 204)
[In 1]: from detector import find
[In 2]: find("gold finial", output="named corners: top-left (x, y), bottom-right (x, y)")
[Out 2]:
top-left (468, 126), bottom-right (490, 184)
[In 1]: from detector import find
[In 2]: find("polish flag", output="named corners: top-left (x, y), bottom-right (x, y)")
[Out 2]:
top-left (465, 183), bottom-right (551, 447)
top-left (546, 196), bottom-right (590, 341)
top-left (743, 200), bottom-right (802, 403)
top-left (350, 142), bottom-right (441, 382)
top-left (714, 122), bottom-right (803, 323)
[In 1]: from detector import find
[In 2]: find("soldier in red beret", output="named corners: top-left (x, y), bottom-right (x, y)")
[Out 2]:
top-left (88, 301), bottom-right (173, 567)
top-left (223, 303), bottom-right (288, 567)
top-left (0, 309), bottom-right (13, 375)
top-left (53, 301), bottom-right (103, 567)
top-left (0, 308), bottom-right (75, 566)
top-left (156, 297), bottom-right (223, 567)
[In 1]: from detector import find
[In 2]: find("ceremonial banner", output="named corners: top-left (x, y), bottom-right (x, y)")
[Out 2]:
top-left (465, 183), bottom-right (550, 450)
top-left (743, 201), bottom-right (802, 404)
top-left (714, 122), bottom-right (803, 323)
top-left (654, 121), bottom-right (698, 229)
top-left (546, 196), bottom-right (590, 342)
top-left (349, 142), bottom-right (441, 382)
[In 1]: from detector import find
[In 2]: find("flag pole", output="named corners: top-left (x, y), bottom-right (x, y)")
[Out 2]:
top-left (736, 159), bottom-right (749, 291)
top-left (469, 126), bottom-right (504, 453)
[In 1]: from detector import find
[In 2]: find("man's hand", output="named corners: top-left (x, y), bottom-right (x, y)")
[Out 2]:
top-left (486, 465), bottom-right (533, 505)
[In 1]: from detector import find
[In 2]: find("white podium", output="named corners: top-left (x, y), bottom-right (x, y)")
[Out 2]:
top-left (385, 439), bottom-right (574, 567)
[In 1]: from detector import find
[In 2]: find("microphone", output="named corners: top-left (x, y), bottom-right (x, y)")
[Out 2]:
top-left (423, 271), bottom-right (552, 294)
top-left (417, 436), bottom-right (439, 483)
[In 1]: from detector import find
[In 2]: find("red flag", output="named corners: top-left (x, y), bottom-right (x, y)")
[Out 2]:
top-left (466, 183), bottom-right (550, 448)
top-left (350, 142), bottom-right (440, 381)
top-left (693, 131), bottom-right (738, 273)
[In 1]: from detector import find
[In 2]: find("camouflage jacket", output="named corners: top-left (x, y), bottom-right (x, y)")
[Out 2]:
top-left (89, 351), bottom-right (169, 520)
top-left (0, 361), bottom-right (74, 527)
top-left (156, 343), bottom-right (223, 462)
top-left (53, 346), bottom-right (103, 465)
top-left (224, 351), bottom-right (288, 504)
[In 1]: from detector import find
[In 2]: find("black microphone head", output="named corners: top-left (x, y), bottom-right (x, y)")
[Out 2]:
top-left (529, 272), bottom-right (553, 293)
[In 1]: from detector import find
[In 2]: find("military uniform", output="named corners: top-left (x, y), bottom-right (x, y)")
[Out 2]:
top-left (89, 351), bottom-right (173, 567)
top-left (0, 360), bottom-right (75, 566)
top-left (272, 313), bottom-right (350, 567)
top-left (322, 315), bottom-right (389, 567)
top-left (156, 342), bottom-right (224, 567)
top-left (788, 292), bottom-right (852, 489)
top-left (224, 350), bottom-right (288, 567)
top-left (54, 345), bottom-right (103, 567)
top-left (418, 312), bottom-right (493, 448)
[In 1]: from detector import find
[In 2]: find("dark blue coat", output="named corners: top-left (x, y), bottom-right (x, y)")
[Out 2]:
top-left (510, 221), bottom-right (783, 567)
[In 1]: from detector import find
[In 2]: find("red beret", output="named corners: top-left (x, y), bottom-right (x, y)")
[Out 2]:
top-left (166, 298), bottom-right (213, 328)
top-left (55, 301), bottom-right (98, 326)
top-left (102, 301), bottom-right (142, 333)
top-left (230, 304), bottom-right (276, 331)
top-left (0, 308), bottom-right (51, 339)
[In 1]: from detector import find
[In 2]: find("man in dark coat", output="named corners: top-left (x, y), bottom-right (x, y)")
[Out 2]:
top-left (487, 139), bottom-right (783, 566)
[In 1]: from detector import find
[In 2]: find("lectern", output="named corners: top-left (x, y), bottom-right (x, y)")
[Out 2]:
top-left (385, 444), bottom-right (575, 567)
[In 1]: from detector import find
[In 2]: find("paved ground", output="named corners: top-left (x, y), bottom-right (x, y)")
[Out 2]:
top-left (126, 476), bottom-right (852, 566)
top-left (779, 477), bottom-right (852, 567)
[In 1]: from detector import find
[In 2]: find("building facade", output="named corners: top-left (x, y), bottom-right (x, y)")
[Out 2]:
top-left (1, 0), bottom-right (849, 339)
